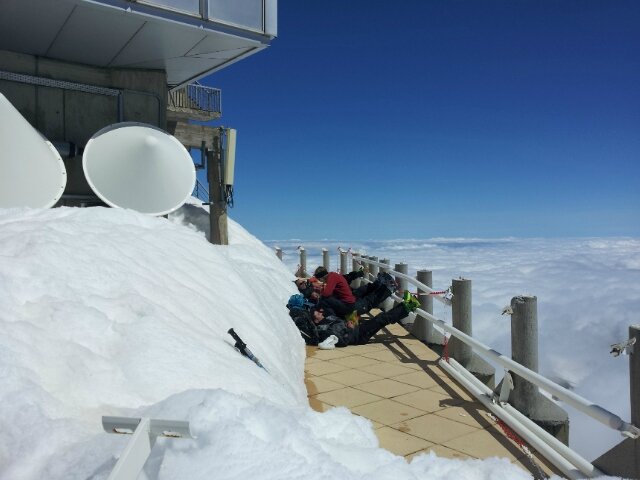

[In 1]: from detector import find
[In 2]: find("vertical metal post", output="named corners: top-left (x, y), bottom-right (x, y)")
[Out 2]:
top-left (395, 262), bottom-right (408, 294)
top-left (510, 295), bottom-right (540, 416)
top-left (299, 247), bottom-right (307, 277)
top-left (275, 247), bottom-right (282, 260)
top-left (351, 253), bottom-right (362, 288)
top-left (451, 278), bottom-right (472, 366)
top-left (630, 325), bottom-right (640, 427)
top-left (340, 250), bottom-right (348, 274)
top-left (380, 258), bottom-right (393, 311)
top-left (413, 270), bottom-right (433, 342)
top-left (207, 130), bottom-right (228, 245)
top-left (322, 248), bottom-right (330, 270)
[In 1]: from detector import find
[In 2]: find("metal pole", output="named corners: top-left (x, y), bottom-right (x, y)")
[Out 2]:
top-left (380, 258), bottom-right (393, 312)
top-left (369, 256), bottom-right (379, 279)
top-left (207, 131), bottom-right (228, 245)
top-left (351, 253), bottom-right (362, 288)
top-left (510, 295), bottom-right (540, 417)
top-left (322, 248), bottom-right (330, 270)
top-left (275, 247), bottom-right (282, 260)
top-left (451, 278), bottom-right (472, 366)
top-left (414, 270), bottom-right (434, 342)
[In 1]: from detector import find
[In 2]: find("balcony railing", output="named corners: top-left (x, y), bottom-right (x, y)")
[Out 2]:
top-left (167, 84), bottom-right (222, 121)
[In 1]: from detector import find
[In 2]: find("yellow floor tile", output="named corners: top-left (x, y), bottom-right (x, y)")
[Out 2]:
top-left (427, 380), bottom-right (475, 402)
top-left (393, 388), bottom-right (454, 412)
top-left (346, 343), bottom-right (388, 353)
top-left (375, 426), bottom-right (434, 456)
top-left (308, 397), bottom-right (333, 413)
top-left (442, 427), bottom-right (523, 461)
top-left (309, 348), bottom-right (355, 361)
top-left (329, 355), bottom-right (382, 368)
top-left (305, 361), bottom-right (349, 376)
top-left (305, 376), bottom-right (345, 395)
top-left (313, 386), bottom-right (382, 408)
top-left (321, 368), bottom-right (383, 386)
top-left (394, 413), bottom-right (479, 444)
top-left (360, 362), bottom-right (416, 378)
top-left (351, 398), bottom-right (426, 426)
top-left (406, 444), bottom-right (472, 461)
top-left (391, 371), bottom-right (445, 389)
top-left (432, 403), bottom-right (494, 429)
top-left (354, 378), bottom-right (421, 398)
top-left (361, 349), bottom-right (405, 362)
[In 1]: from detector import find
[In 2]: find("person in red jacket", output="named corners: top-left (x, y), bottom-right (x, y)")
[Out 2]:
top-left (314, 266), bottom-right (396, 318)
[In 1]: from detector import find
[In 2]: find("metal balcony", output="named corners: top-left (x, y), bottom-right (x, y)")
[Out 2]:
top-left (167, 83), bottom-right (222, 121)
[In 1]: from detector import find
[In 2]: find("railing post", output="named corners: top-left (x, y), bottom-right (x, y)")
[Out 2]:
top-left (322, 248), bottom-right (330, 270)
top-left (413, 270), bottom-right (444, 345)
top-left (369, 256), bottom-right (379, 279)
top-left (380, 258), bottom-right (390, 273)
top-left (394, 262), bottom-right (408, 294)
top-left (380, 258), bottom-right (393, 311)
top-left (451, 277), bottom-right (495, 387)
top-left (510, 296), bottom-right (539, 415)
top-left (631, 325), bottom-right (640, 427)
top-left (510, 295), bottom-right (569, 443)
top-left (206, 133), bottom-right (228, 245)
top-left (298, 247), bottom-right (307, 278)
top-left (351, 252), bottom-right (362, 288)
top-left (275, 247), bottom-right (282, 260)
top-left (340, 250), bottom-right (348, 275)
top-left (451, 278), bottom-right (473, 366)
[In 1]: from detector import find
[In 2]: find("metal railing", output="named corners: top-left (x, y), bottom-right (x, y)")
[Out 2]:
top-left (285, 246), bottom-right (640, 479)
top-left (192, 178), bottom-right (209, 203)
top-left (168, 83), bottom-right (222, 119)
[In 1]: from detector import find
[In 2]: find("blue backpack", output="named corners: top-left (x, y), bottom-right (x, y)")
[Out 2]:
top-left (286, 294), bottom-right (314, 311)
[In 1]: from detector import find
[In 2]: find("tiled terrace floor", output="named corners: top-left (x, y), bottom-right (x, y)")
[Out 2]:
top-left (305, 322), bottom-right (562, 478)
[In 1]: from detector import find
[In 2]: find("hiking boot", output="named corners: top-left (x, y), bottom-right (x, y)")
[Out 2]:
top-left (402, 291), bottom-right (421, 313)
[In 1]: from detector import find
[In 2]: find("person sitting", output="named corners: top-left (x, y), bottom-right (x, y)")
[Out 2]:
top-left (311, 291), bottom-right (421, 347)
top-left (314, 266), bottom-right (398, 319)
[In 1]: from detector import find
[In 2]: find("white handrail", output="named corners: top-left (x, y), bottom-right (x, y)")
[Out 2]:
top-left (353, 254), bottom-right (640, 439)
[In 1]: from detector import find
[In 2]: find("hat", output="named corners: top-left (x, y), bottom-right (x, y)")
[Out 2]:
top-left (314, 266), bottom-right (328, 279)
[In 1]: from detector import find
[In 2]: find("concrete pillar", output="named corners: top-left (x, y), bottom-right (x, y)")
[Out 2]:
top-left (510, 296), bottom-right (540, 416)
top-left (451, 278), bottom-right (473, 366)
top-left (275, 247), bottom-right (282, 260)
top-left (369, 256), bottom-right (379, 279)
top-left (394, 263), bottom-right (408, 295)
top-left (351, 253), bottom-right (362, 288)
top-left (380, 258), bottom-right (390, 273)
top-left (509, 295), bottom-right (569, 443)
top-left (340, 251), bottom-right (348, 275)
top-left (413, 270), bottom-right (444, 345)
top-left (631, 325), bottom-right (640, 427)
top-left (322, 248), bottom-right (330, 271)
top-left (380, 258), bottom-right (393, 312)
top-left (299, 248), bottom-right (307, 278)
top-left (206, 136), bottom-right (228, 245)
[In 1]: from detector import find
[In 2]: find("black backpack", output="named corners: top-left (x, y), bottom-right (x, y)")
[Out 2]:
top-left (291, 309), bottom-right (319, 346)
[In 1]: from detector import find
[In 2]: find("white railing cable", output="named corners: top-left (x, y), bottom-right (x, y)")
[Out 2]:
top-left (352, 253), bottom-right (640, 440)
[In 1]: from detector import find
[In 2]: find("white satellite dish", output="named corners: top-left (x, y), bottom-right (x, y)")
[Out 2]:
top-left (0, 93), bottom-right (67, 209)
top-left (83, 122), bottom-right (196, 216)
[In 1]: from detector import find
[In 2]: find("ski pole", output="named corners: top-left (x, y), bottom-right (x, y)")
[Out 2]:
top-left (228, 328), bottom-right (266, 370)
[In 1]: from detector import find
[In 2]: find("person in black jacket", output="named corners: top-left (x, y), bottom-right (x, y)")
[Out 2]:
top-left (311, 291), bottom-right (421, 347)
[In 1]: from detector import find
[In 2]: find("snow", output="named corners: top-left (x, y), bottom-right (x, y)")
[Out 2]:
top-left (0, 205), bottom-right (580, 479)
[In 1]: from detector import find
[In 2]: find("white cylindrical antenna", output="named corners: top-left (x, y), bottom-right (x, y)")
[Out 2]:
top-left (82, 122), bottom-right (196, 216)
top-left (0, 93), bottom-right (67, 209)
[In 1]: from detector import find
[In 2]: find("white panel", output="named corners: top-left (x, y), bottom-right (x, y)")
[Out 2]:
top-left (208, 0), bottom-right (263, 32)
top-left (0, 93), bottom-right (66, 209)
top-left (184, 32), bottom-right (258, 56)
top-left (48, 6), bottom-right (144, 66)
top-left (138, 0), bottom-right (200, 16)
top-left (110, 22), bottom-right (205, 67)
top-left (0, 0), bottom-right (76, 56)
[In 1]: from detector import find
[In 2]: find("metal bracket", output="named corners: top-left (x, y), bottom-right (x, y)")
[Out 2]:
top-left (492, 371), bottom-right (514, 404)
top-left (102, 416), bottom-right (192, 480)
top-left (610, 337), bottom-right (636, 357)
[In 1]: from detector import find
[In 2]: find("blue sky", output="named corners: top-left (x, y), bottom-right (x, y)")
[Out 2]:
top-left (199, 0), bottom-right (639, 240)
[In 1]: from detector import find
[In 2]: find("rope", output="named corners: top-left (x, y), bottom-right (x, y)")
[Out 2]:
top-left (487, 413), bottom-right (549, 480)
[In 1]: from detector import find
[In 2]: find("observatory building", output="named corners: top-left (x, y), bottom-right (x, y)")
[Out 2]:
top-left (0, 0), bottom-right (276, 211)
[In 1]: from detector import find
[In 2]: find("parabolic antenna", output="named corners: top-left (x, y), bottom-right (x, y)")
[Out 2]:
top-left (83, 122), bottom-right (196, 216)
top-left (0, 93), bottom-right (67, 209)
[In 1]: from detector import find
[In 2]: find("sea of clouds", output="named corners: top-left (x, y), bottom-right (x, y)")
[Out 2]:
top-left (267, 237), bottom-right (640, 460)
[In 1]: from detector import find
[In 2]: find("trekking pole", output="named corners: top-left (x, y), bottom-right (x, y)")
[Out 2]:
top-left (228, 328), bottom-right (266, 370)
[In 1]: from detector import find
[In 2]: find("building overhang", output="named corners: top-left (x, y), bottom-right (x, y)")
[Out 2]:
top-left (0, 0), bottom-right (277, 89)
